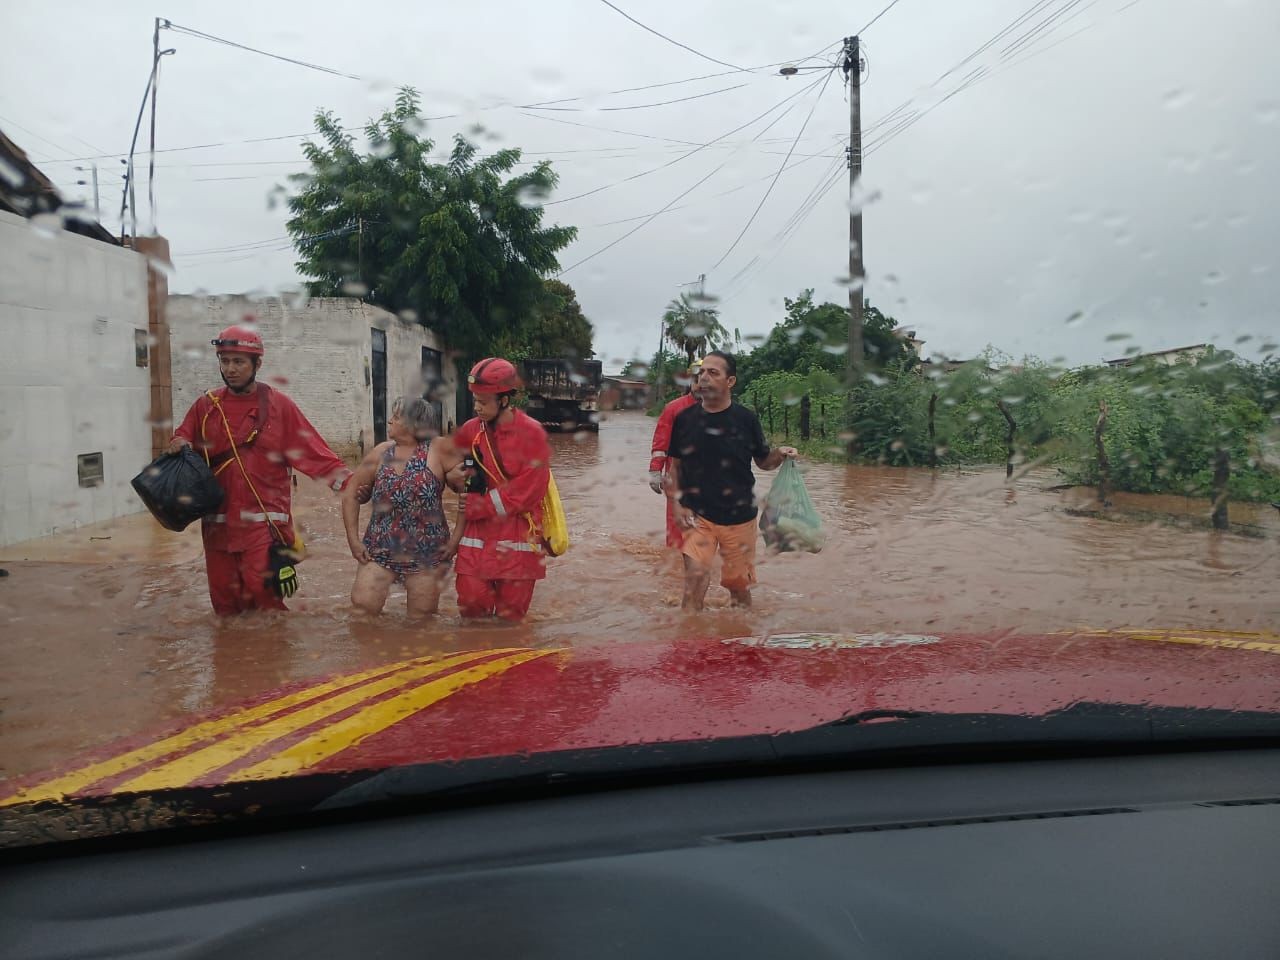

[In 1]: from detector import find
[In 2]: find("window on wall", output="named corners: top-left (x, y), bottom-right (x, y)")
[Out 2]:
top-left (135, 329), bottom-right (149, 367)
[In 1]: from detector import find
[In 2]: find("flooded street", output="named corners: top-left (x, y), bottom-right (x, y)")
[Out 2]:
top-left (2, 411), bottom-right (1278, 784)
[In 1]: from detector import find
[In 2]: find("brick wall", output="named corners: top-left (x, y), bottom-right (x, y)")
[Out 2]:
top-left (167, 295), bottom-right (455, 462)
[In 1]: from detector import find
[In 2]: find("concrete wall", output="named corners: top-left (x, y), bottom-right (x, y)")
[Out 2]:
top-left (0, 210), bottom-right (152, 546)
top-left (167, 296), bottom-right (456, 462)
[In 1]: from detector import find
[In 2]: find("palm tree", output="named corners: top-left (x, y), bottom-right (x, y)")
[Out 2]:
top-left (662, 292), bottom-right (729, 366)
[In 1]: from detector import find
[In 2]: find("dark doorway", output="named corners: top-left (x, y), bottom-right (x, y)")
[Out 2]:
top-left (371, 328), bottom-right (387, 444)
top-left (421, 346), bottom-right (444, 433)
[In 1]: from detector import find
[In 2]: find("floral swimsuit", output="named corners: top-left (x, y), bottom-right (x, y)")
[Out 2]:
top-left (362, 442), bottom-right (449, 580)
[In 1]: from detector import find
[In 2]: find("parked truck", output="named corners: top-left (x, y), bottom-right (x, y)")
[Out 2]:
top-left (521, 358), bottom-right (603, 431)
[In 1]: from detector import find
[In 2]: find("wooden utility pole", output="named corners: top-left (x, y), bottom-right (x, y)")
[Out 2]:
top-left (843, 35), bottom-right (864, 380)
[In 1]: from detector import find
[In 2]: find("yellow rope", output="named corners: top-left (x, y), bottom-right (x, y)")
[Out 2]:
top-left (205, 390), bottom-right (286, 546)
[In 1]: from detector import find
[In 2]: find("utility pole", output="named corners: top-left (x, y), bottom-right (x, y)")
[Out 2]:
top-left (843, 35), bottom-right (864, 380)
top-left (148, 16), bottom-right (160, 231)
top-left (75, 165), bottom-right (101, 221)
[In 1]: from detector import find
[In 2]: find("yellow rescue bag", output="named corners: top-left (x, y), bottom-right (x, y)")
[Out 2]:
top-left (541, 472), bottom-right (569, 557)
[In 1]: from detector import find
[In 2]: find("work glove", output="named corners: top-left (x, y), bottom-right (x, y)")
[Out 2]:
top-left (648, 471), bottom-right (664, 494)
top-left (266, 542), bottom-right (300, 599)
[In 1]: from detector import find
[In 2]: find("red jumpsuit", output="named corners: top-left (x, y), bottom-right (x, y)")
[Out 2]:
top-left (649, 393), bottom-right (699, 548)
top-left (454, 411), bottom-right (552, 621)
top-left (173, 385), bottom-right (351, 615)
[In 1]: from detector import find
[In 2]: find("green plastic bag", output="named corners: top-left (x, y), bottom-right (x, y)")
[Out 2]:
top-left (759, 460), bottom-right (826, 553)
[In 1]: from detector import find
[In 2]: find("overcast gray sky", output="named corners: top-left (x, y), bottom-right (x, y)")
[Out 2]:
top-left (4, 0), bottom-right (1278, 369)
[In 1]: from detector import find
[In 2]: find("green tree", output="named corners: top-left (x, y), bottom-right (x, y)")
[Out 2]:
top-left (662, 292), bottom-right (728, 365)
top-left (286, 87), bottom-right (577, 357)
top-left (736, 290), bottom-right (917, 394)
top-left (492, 279), bottom-right (595, 361)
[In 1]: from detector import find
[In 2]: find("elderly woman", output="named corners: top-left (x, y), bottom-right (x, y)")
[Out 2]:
top-left (342, 397), bottom-right (465, 617)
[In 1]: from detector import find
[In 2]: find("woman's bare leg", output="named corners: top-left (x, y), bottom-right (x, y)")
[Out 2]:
top-left (352, 562), bottom-right (395, 614)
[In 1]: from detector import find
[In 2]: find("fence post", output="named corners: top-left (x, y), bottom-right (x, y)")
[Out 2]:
top-left (996, 399), bottom-right (1016, 479)
top-left (1211, 448), bottom-right (1230, 530)
top-left (800, 394), bottom-right (811, 441)
top-left (928, 393), bottom-right (938, 467)
top-left (1095, 399), bottom-right (1111, 507)
top-left (783, 403), bottom-right (790, 440)
top-left (820, 401), bottom-right (826, 440)
top-left (768, 397), bottom-right (774, 435)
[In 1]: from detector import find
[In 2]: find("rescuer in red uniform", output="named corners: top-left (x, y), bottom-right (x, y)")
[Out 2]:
top-left (168, 323), bottom-right (353, 615)
top-left (448, 358), bottom-right (552, 622)
top-left (647, 359), bottom-right (701, 548)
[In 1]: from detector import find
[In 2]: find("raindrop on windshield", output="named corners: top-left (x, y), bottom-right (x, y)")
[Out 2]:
top-left (516, 184), bottom-right (551, 208)
top-left (341, 280), bottom-right (369, 297)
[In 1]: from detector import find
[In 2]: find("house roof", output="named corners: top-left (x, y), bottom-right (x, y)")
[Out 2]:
top-left (0, 128), bottom-right (116, 245)
top-left (1105, 343), bottom-right (1208, 366)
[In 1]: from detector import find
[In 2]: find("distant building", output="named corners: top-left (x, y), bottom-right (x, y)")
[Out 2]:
top-left (600, 375), bottom-right (650, 410)
top-left (1105, 343), bottom-right (1210, 368)
top-left (900, 329), bottom-right (926, 358)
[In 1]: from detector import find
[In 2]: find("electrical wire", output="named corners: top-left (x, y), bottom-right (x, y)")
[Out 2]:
top-left (594, 0), bottom-right (745, 70)
top-left (719, 153), bottom-right (844, 298)
top-left (858, 0), bottom-right (907, 34)
top-left (556, 77), bottom-right (832, 275)
top-left (543, 72), bottom-right (827, 206)
top-left (523, 82), bottom-right (750, 113)
top-left (707, 66), bottom-right (836, 272)
top-left (162, 20), bottom-right (362, 80)
top-left (861, 0), bottom-right (1118, 159)
top-left (581, 149), bottom-right (832, 227)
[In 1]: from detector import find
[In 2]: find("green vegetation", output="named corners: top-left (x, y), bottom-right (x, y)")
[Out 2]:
top-left (645, 287), bottom-right (1280, 502)
top-left (743, 339), bottom-right (1280, 502)
top-left (286, 87), bottom-right (583, 359)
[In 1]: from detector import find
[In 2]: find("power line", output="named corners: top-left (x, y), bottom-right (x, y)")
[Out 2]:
top-left (594, 0), bottom-right (745, 71)
top-left (0, 112), bottom-right (81, 162)
top-left (720, 152), bottom-right (844, 296)
top-left (581, 150), bottom-right (831, 228)
top-left (707, 67), bottom-right (837, 272)
top-left (162, 20), bottom-right (363, 80)
top-left (544, 72), bottom-right (827, 206)
top-left (861, 0), bottom-right (1115, 159)
top-left (858, 0), bottom-right (908, 34)
top-left (722, 162), bottom-right (846, 303)
top-left (523, 82), bottom-right (750, 113)
top-left (556, 78), bottom-right (831, 275)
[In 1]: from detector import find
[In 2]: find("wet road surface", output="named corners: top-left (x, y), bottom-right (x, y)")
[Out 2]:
top-left (1, 411), bottom-right (1277, 783)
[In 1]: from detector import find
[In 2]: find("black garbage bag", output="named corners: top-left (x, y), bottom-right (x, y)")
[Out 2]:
top-left (131, 448), bottom-right (225, 532)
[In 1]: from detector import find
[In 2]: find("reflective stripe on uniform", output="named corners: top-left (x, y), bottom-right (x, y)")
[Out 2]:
top-left (489, 489), bottom-right (507, 518)
top-left (650, 450), bottom-right (667, 459)
top-left (458, 537), bottom-right (539, 553)
top-left (209, 511), bottom-right (290, 524)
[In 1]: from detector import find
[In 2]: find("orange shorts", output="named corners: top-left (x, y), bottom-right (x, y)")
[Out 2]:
top-left (680, 514), bottom-right (758, 592)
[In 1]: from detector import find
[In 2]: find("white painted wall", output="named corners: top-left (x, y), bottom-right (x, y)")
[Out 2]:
top-left (0, 211), bottom-right (151, 547)
top-left (167, 296), bottom-right (456, 462)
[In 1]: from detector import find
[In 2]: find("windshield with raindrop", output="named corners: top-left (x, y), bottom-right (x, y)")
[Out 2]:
top-left (1, 0), bottom-right (1278, 846)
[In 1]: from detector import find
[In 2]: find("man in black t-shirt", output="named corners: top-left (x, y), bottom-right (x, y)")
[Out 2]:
top-left (666, 351), bottom-right (797, 611)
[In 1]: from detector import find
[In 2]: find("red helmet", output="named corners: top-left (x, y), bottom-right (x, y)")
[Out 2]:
top-left (211, 323), bottom-right (264, 357)
top-left (467, 357), bottom-right (521, 394)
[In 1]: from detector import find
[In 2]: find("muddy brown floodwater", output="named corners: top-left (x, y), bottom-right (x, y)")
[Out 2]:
top-left (1, 410), bottom-right (1277, 782)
